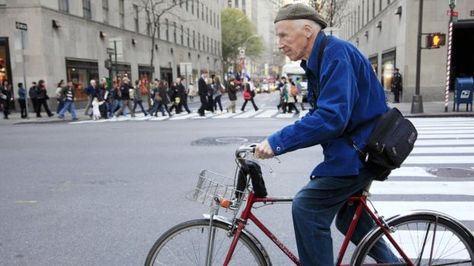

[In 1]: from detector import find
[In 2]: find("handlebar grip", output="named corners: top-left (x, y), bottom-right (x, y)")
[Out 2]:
top-left (235, 143), bottom-right (257, 158)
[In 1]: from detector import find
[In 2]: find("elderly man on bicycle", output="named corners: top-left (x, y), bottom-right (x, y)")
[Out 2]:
top-left (255, 4), bottom-right (399, 265)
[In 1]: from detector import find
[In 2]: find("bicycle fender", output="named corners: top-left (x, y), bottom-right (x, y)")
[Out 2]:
top-left (350, 209), bottom-right (474, 265)
top-left (202, 214), bottom-right (273, 265)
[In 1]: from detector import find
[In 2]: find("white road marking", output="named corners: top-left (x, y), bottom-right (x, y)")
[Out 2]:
top-left (404, 155), bottom-right (474, 164)
top-left (371, 181), bottom-right (474, 196)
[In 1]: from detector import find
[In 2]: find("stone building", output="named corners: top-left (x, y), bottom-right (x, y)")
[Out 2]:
top-left (339, 0), bottom-right (474, 102)
top-left (0, 0), bottom-right (224, 102)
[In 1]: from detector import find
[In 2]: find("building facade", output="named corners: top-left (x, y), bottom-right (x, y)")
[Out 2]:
top-left (339, 0), bottom-right (474, 102)
top-left (0, 0), bottom-right (224, 101)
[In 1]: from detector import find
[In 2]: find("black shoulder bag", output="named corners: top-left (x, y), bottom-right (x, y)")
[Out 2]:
top-left (311, 34), bottom-right (418, 180)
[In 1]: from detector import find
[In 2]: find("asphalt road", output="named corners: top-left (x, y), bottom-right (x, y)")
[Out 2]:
top-left (1, 101), bottom-right (473, 266)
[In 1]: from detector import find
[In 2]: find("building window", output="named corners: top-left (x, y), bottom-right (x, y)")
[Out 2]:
top-left (66, 59), bottom-right (99, 101)
top-left (201, 3), bottom-right (204, 20)
top-left (198, 32), bottom-right (201, 50)
top-left (59, 0), bottom-right (69, 13)
top-left (186, 0), bottom-right (189, 11)
top-left (165, 19), bottom-right (169, 41)
top-left (146, 10), bottom-right (151, 36)
top-left (180, 25), bottom-right (184, 45)
top-left (228, 0), bottom-right (232, 8)
top-left (207, 36), bottom-right (209, 52)
top-left (119, 0), bottom-right (125, 28)
top-left (382, 50), bottom-right (396, 90)
top-left (102, 0), bottom-right (109, 24)
top-left (366, 0), bottom-right (369, 23)
top-left (173, 22), bottom-right (177, 43)
top-left (369, 55), bottom-right (378, 76)
top-left (357, 5), bottom-right (360, 29)
top-left (362, 0), bottom-right (365, 25)
top-left (379, 0), bottom-right (382, 12)
top-left (134, 4), bottom-right (139, 32)
top-left (372, 0), bottom-right (375, 19)
top-left (242, 0), bottom-right (246, 13)
top-left (83, 0), bottom-right (91, 19)
top-left (187, 28), bottom-right (190, 47)
top-left (217, 14), bottom-right (220, 29)
top-left (197, 0), bottom-right (199, 18)
top-left (235, 0), bottom-right (238, 8)
top-left (192, 0), bottom-right (194, 14)
top-left (193, 30), bottom-right (196, 49)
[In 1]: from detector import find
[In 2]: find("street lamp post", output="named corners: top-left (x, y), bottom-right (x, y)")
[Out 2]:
top-left (238, 34), bottom-right (259, 77)
top-left (412, 0), bottom-right (424, 113)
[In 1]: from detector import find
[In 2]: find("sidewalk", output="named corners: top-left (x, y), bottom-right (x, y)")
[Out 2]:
top-left (390, 101), bottom-right (474, 118)
top-left (1, 100), bottom-right (473, 126)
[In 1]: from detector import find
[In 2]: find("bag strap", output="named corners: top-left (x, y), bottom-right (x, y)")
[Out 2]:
top-left (310, 33), bottom-right (328, 109)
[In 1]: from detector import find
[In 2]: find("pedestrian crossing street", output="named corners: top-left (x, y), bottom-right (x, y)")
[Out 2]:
top-left (69, 108), bottom-right (308, 124)
top-left (367, 117), bottom-right (474, 234)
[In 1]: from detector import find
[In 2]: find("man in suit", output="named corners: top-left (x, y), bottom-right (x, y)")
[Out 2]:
top-left (197, 72), bottom-right (208, 116)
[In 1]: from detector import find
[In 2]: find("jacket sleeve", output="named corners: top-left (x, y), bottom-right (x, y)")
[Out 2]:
top-left (267, 59), bottom-right (358, 155)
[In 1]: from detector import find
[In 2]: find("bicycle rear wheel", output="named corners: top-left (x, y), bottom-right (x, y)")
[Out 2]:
top-left (145, 219), bottom-right (268, 266)
top-left (352, 212), bottom-right (474, 265)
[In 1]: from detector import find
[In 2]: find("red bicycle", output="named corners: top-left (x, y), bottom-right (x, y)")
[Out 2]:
top-left (145, 145), bottom-right (474, 266)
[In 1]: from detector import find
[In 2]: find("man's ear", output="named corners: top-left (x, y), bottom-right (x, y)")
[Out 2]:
top-left (303, 24), bottom-right (314, 38)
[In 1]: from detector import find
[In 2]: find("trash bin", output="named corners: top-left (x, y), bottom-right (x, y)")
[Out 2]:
top-left (454, 77), bottom-right (473, 112)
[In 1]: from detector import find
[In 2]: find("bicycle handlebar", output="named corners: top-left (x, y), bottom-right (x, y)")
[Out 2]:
top-left (235, 144), bottom-right (257, 159)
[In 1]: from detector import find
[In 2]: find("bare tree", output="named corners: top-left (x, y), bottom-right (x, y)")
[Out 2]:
top-left (139, 0), bottom-right (191, 76)
top-left (309, 0), bottom-right (349, 28)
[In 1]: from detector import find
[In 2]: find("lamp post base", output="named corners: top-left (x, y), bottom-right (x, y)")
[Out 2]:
top-left (411, 95), bottom-right (424, 114)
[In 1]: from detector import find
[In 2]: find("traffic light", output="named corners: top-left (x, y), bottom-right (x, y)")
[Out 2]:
top-left (426, 33), bottom-right (446, 49)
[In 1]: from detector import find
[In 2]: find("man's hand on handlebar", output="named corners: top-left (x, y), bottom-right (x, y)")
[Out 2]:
top-left (255, 140), bottom-right (275, 159)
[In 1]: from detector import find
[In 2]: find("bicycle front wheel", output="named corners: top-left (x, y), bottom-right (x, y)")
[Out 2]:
top-left (352, 212), bottom-right (474, 265)
top-left (145, 219), bottom-right (268, 266)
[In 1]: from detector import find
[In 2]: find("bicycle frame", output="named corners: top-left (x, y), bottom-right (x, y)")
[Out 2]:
top-left (222, 191), bottom-right (414, 266)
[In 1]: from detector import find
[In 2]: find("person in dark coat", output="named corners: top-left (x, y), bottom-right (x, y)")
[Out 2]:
top-left (29, 81), bottom-right (39, 116)
top-left (391, 68), bottom-right (403, 103)
top-left (36, 79), bottom-right (54, 117)
top-left (226, 77), bottom-right (238, 113)
top-left (17, 82), bottom-right (27, 118)
top-left (177, 77), bottom-right (191, 113)
top-left (197, 72), bottom-right (209, 116)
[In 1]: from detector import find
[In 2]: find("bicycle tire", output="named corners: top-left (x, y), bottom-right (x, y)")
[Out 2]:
top-left (145, 218), bottom-right (269, 266)
top-left (351, 212), bottom-right (474, 265)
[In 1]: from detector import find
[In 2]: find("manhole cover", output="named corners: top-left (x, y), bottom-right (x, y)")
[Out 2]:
top-left (191, 136), bottom-right (266, 146)
top-left (427, 167), bottom-right (474, 178)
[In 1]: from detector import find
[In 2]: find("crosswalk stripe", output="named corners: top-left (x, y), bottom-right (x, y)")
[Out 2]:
top-left (255, 110), bottom-right (279, 118)
top-left (233, 110), bottom-right (263, 118)
top-left (418, 129), bottom-right (474, 134)
top-left (416, 139), bottom-right (474, 146)
top-left (170, 113), bottom-right (198, 120)
top-left (373, 201), bottom-right (474, 221)
top-left (412, 146), bottom-right (474, 154)
top-left (370, 181), bottom-right (474, 196)
top-left (404, 155), bottom-right (474, 164)
top-left (276, 113), bottom-right (297, 118)
top-left (213, 112), bottom-right (240, 119)
top-left (148, 116), bottom-right (169, 121)
top-left (390, 167), bottom-right (435, 177)
top-left (417, 134), bottom-right (474, 139)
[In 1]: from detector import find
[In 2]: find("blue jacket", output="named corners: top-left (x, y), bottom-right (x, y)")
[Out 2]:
top-left (268, 32), bottom-right (388, 177)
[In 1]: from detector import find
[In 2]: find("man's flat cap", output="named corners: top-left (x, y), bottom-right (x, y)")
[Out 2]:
top-left (274, 3), bottom-right (327, 29)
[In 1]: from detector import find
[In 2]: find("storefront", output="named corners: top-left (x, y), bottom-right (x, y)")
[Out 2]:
top-left (0, 37), bottom-right (12, 84)
top-left (369, 54), bottom-right (378, 75)
top-left (138, 65), bottom-right (153, 95)
top-left (114, 63), bottom-right (131, 80)
top-left (160, 67), bottom-right (172, 86)
top-left (381, 49), bottom-right (396, 90)
top-left (66, 59), bottom-right (99, 101)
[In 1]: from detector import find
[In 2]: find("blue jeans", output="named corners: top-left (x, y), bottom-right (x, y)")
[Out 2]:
top-left (58, 101), bottom-right (77, 119)
top-left (292, 169), bottom-right (399, 265)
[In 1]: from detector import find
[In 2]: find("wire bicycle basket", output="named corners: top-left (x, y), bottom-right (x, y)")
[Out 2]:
top-left (187, 169), bottom-right (248, 211)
